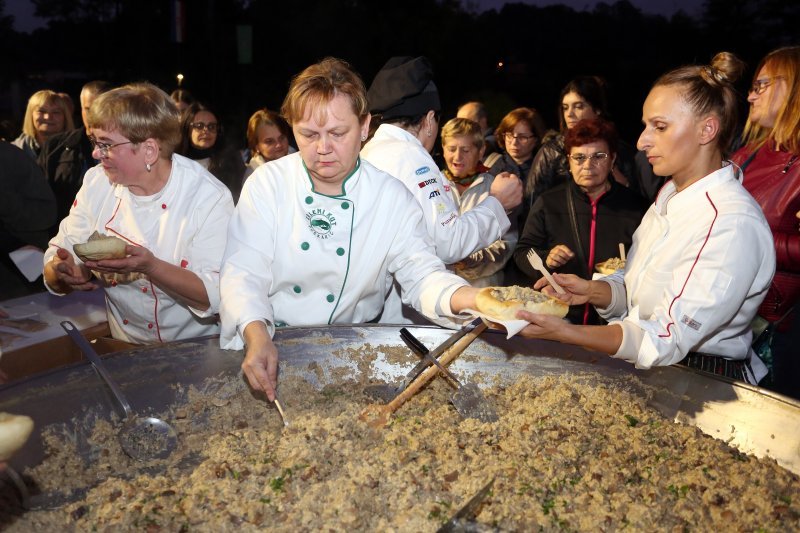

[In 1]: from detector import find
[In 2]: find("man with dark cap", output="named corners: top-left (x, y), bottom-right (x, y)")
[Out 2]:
top-left (361, 56), bottom-right (522, 324)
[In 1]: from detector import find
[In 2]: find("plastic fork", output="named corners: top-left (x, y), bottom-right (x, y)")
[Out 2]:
top-left (526, 249), bottom-right (566, 294)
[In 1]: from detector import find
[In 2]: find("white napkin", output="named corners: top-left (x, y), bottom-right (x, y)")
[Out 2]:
top-left (463, 309), bottom-right (529, 339)
top-left (9, 246), bottom-right (45, 282)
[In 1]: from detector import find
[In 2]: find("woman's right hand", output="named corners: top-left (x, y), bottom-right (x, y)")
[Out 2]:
top-left (241, 322), bottom-right (279, 401)
top-left (43, 248), bottom-right (95, 294)
top-left (546, 244), bottom-right (575, 268)
top-left (534, 273), bottom-right (592, 305)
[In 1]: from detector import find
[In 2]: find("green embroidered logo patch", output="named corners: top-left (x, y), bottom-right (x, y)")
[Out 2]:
top-left (306, 208), bottom-right (337, 239)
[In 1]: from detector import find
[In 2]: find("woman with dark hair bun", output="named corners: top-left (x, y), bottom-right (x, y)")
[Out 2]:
top-left (516, 52), bottom-right (775, 385)
top-left (178, 102), bottom-right (246, 202)
top-left (514, 118), bottom-right (646, 325)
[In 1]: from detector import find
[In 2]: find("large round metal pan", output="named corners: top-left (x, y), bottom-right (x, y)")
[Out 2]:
top-left (1, 325), bottom-right (799, 480)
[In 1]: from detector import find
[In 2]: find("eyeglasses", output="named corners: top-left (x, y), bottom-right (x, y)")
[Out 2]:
top-left (190, 122), bottom-right (218, 133)
top-left (89, 136), bottom-right (133, 157)
top-left (569, 152), bottom-right (609, 166)
top-left (749, 77), bottom-right (784, 95)
top-left (504, 132), bottom-right (536, 142)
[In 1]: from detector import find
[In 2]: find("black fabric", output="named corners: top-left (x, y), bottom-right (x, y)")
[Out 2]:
top-left (37, 128), bottom-right (96, 230)
top-left (514, 179), bottom-right (647, 324)
top-left (367, 56), bottom-right (441, 119)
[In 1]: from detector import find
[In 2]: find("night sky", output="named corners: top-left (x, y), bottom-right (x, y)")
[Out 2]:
top-left (7, 0), bottom-right (705, 33)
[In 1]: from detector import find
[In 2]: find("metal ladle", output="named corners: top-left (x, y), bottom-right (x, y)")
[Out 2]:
top-left (60, 321), bottom-right (177, 461)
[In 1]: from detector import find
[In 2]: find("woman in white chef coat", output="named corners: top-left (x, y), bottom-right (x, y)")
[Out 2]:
top-left (516, 52), bottom-right (776, 384)
top-left (43, 83), bottom-right (234, 344)
top-left (360, 56), bottom-right (522, 324)
top-left (219, 57), bottom-right (480, 400)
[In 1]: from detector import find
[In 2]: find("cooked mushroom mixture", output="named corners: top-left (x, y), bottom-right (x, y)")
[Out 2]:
top-left (3, 370), bottom-right (799, 531)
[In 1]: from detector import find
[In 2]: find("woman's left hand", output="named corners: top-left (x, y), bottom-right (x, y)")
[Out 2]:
top-left (85, 245), bottom-right (157, 275)
top-left (515, 310), bottom-right (569, 340)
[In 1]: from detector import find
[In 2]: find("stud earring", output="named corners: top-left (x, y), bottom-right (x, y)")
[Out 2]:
top-left (146, 163), bottom-right (152, 172)
top-left (361, 135), bottom-right (367, 141)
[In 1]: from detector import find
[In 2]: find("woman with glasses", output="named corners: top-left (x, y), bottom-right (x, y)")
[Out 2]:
top-left (513, 118), bottom-right (646, 324)
top-left (43, 83), bottom-right (234, 344)
top-left (361, 56), bottom-right (521, 324)
top-left (515, 52), bottom-right (775, 384)
top-left (486, 107), bottom-right (547, 184)
top-left (13, 90), bottom-right (74, 161)
top-left (245, 108), bottom-right (292, 172)
top-left (219, 58), bottom-right (481, 399)
top-left (730, 46), bottom-right (800, 397)
top-left (178, 102), bottom-right (246, 202)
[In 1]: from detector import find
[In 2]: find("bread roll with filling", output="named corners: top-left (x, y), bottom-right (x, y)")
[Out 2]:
top-left (475, 286), bottom-right (568, 322)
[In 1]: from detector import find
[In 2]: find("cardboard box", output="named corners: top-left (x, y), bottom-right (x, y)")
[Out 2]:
top-left (0, 323), bottom-right (136, 382)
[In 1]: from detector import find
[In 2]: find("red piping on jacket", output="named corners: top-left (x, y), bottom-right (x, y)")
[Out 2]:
top-left (658, 191), bottom-right (718, 338)
top-left (105, 196), bottom-right (161, 341)
top-left (583, 190), bottom-right (607, 325)
top-left (104, 198), bottom-right (143, 246)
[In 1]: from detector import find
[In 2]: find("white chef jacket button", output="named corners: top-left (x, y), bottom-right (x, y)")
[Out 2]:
top-left (305, 196), bottom-right (313, 205)
top-left (293, 285), bottom-right (301, 293)
top-left (161, 203), bottom-right (167, 209)
top-left (341, 201), bottom-right (349, 209)
top-left (141, 287), bottom-right (148, 293)
top-left (301, 242), bottom-right (310, 251)
top-left (148, 323), bottom-right (154, 329)
top-left (122, 319), bottom-right (129, 325)
top-left (326, 294), bottom-right (334, 303)
top-left (336, 247), bottom-right (345, 256)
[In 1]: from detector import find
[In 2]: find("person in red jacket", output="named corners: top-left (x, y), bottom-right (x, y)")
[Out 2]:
top-left (731, 46), bottom-right (800, 398)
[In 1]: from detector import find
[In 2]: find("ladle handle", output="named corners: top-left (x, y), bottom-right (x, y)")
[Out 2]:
top-left (60, 321), bottom-right (133, 418)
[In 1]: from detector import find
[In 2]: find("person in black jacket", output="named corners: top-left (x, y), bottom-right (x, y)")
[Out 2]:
top-left (514, 118), bottom-right (647, 325)
top-left (38, 80), bottom-right (112, 232)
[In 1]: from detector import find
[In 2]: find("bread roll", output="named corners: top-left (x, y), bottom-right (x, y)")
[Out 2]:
top-left (475, 286), bottom-right (568, 322)
top-left (0, 412), bottom-right (34, 461)
top-left (73, 231), bottom-right (128, 262)
top-left (595, 257), bottom-right (626, 276)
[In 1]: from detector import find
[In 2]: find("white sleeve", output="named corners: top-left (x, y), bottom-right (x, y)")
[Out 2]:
top-left (385, 194), bottom-right (470, 320)
top-left (219, 177), bottom-right (277, 349)
top-left (398, 152), bottom-right (510, 264)
top-left (43, 170), bottom-right (105, 294)
top-left (185, 186), bottom-right (234, 317)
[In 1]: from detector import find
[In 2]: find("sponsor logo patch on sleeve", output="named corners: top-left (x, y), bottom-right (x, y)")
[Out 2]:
top-left (681, 314), bottom-right (701, 331)
top-left (417, 177), bottom-right (437, 188)
top-left (415, 166), bottom-right (430, 176)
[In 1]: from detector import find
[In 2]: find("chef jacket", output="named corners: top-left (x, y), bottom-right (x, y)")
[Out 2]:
top-left (361, 124), bottom-right (509, 263)
top-left (361, 124), bottom-right (509, 324)
top-left (45, 154), bottom-right (234, 344)
top-left (219, 154), bottom-right (470, 348)
top-left (446, 171), bottom-right (518, 287)
top-left (597, 164), bottom-right (775, 377)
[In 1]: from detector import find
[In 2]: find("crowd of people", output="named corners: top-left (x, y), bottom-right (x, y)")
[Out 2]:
top-left (1, 46), bottom-right (798, 399)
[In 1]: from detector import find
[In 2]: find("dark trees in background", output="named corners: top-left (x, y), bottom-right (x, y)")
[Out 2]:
top-left (1, 0), bottom-right (796, 146)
